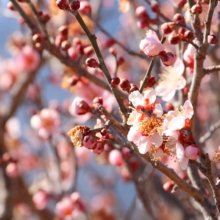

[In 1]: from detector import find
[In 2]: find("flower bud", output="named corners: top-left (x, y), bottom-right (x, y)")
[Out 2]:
top-left (103, 39), bottom-right (115, 48)
top-left (137, 18), bottom-right (149, 29)
top-left (178, 0), bottom-right (186, 7)
top-left (61, 40), bottom-right (71, 51)
top-left (129, 83), bottom-right (139, 93)
top-left (85, 58), bottom-right (99, 68)
top-left (184, 30), bottom-right (194, 41)
top-left (165, 102), bottom-right (174, 111)
top-left (190, 4), bottom-right (202, 14)
top-left (168, 33), bottom-right (181, 45)
top-left (111, 77), bottom-right (120, 86)
top-left (93, 97), bottom-right (103, 106)
top-left (135, 6), bottom-right (148, 18)
top-left (83, 46), bottom-right (94, 56)
top-left (92, 140), bottom-right (105, 154)
top-left (109, 149), bottom-right (124, 166)
top-left (56, 0), bottom-right (69, 10)
top-left (7, 2), bottom-right (15, 11)
top-left (83, 133), bottom-right (97, 149)
top-left (69, 0), bottom-right (80, 11)
top-left (184, 145), bottom-right (200, 160)
top-left (32, 34), bottom-right (45, 43)
top-left (163, 181), bottom-right (175, 192)
top-left (151, 1), bottom-right (160, 13)
top-left (160, 51), bottom-right (176, 66)
top-left (173, 13), bottom-right (185, 25)
top-left (78, 1), bottom-right (92, 15)
top-left (160, 22), bottom-right (175, 35)
top-left (208, 34), bottom-right (218, 44)
top-left (146, 76), bottom-right (156, 87)
top-left (71, 98), bottom-right (90, 115)
top-left (41, 14), bottom-right (51, 23)
top-left (58, 25), bottom-right (68, 38)
top-left (68, 76), bottom-right (79, 86)
top-left (67, 47), bottom-right (78, 60)
top-left (117, 57), bottom-right (125, 66)
top-left (120, 79), bottom-right (131, 92)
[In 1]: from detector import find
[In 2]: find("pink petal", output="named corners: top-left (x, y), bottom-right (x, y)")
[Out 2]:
top-left (153, 103), bottom-right (163, 117)
top-left (180, 157), bottom-right (189, 170)
top-left (183, 100), bottom-right (194, 119)
top-left (129, 91), bottom-right (143, 107)
top-left (176, 142), bottom-right (184, 162)
top-left (175, 76), bottom-right (186, 90)
top-left (138, 136), bottom-right (151, 154)
top-left (168, 116), bottom-right (185, 130)
top-left (150, 133), bottom-right (163, 148)
top-left (127, 126), bottom-right (142, 143)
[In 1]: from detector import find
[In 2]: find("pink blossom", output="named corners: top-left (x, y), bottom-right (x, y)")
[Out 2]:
top-left (176, 142), bottom-right (189, 170)
top-left (56, 197), bottom-right (74, 217)
top-left (17, 46), bottom-right (40, 72)
top-left (32, 190), bottom-right (49, 210)
top-left (139, 30), bottom-right (165, 57)
top-left (108, 149), bottom-right (124, 166)
top-left (75, 147), bottom-right (91, 166)
top-left (30, 108), bottom-right (60, 139)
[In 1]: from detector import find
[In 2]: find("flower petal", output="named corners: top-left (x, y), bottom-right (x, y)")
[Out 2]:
top-left (150, 133), bottom-right (163, 148)
top-left (138, 136), bottom-right (151, 154)
top-left (180, 157), bottom-right (189, 170)
top-left (153, 103), bottom-right (163, 117)
top-left (168, 116), bottom-right (185, 131)
top-left (176, 142), bottom-right (184, 162)
top-left (143, 88), bottom-right (156, 104)
top-left (129, 91), bottom-right (143, 107)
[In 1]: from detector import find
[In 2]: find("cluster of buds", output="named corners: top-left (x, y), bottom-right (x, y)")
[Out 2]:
top-left (56, 0), bottom-right (92, 15)
top-left (55, 26), bottom-right (94, 59)
top-left (139, 30), bottom-right (178, 66)
top-left (68, 126), bottom-right (105, 154)
top-left (161, 14), bottom-right (195, 45)
top-left (135, 6), bottom-right (150, 29)
top-left (32, 33), bottom-right (45, 51)
top-left (110, 77), bottom-right (138, 93)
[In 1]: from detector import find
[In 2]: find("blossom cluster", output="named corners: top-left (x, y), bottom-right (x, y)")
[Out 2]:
top-left (127, 88), bottom-right (199, 169)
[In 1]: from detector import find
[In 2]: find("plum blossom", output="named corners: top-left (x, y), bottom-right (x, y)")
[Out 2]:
top-left (155, 58), bottom-right (186, 101)
top-left (139, 30), bottom-right (165, 57)
top-left (127, 88), bottom-right (164, 155)
top-left (17, 46), bottom-right (40, 72)
top-left (30, 108), bottom-right (60, 139)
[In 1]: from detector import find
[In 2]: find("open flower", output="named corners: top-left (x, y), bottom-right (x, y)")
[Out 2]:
top-left (139, 30), bottom-right (165, 57)
top-left (155, 58), bottom-right (186, 101)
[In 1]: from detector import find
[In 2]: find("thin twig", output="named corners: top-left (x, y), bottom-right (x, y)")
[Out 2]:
top-left (204, 65), bottom-right (220, 74)
top-left (199, 119), bottom-right (220, 144)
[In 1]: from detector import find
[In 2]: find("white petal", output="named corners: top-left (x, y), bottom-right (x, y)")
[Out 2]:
top-left (168, 116), bottom-right (185, 131)
top-left (162, 89), bottom-right (176, 101)
top-left (150, 133), bottom-right (163, 148)
top-left (127, 111), bottom-right (141, 125)
top-left (173, 58), bottom-right (185, 76)
top-left (153, 103), bottom-right (163, 117)
top-left (183, 100), bottom-right (194, 119)
top-left (127, 126), bottom-right (142, 143)
top-left (129, 91), bottom-right (143, 107)
top-left (175, 76), bottom-right (186, 90)
top-left (143, 88), bottom-right (156, 104)
top-left (180, 157), bottom-right (189, 170)
top-left (138, 136), bottom-right (151, 154)
top-left (176, 142), bottom-right (184, 162)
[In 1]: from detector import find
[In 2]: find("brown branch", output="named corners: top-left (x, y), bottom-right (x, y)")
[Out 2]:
top-left (96, 24), bottom-right (146, 59)
top-left (204, 65), bottom-right (220, 74)
top-left (71, 11), bottom-right (128, 121)
top-left (199, 119), bottom-right (220, 144)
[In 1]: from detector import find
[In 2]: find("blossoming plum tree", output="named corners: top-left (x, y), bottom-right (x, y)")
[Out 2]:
top-left (1, 0), bottom-right (220, 219)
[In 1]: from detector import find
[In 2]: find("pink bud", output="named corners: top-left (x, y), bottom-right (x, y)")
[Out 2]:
top-left (159, 51), bottom-right (176, 66)
top-left (160, 22), bottom-right (175, 35)
top-left (139, 30), bottom-right (165, 57)
top-left (168, 33), bottom-right (181, 45)
top-left (109, 149), bottom-right (124, 167)
top-left (70, 192), bottom-right (81, 204)
top-left (69, 0), bottom-right (80, 11)
top-left (82, 133), bottom-right (97, 149)
top-left (190, 4), bottom-right (203, 14)
top-left (78, 1), bottom-right (92, 15)
top-left (137, 17), bottom-right (149, 29)
top-left (135, 6), bottom-right (148, 18)
top-left (92, 140), bottom-right (105, 154)
top-left (71, 98), bottom-right (90, 115)
top-left (6, 162), bottom-right (19, 177)
top-left (163, 181), bottom-right (175, 192)
top-left (208, 34), bottom-right (218, 44)
top-left (56, 198), bottom-right (74, 217)
top-left (56, 0), bottom-right (69, 10)
top-left (85, 58), bottom-right (99, 68)
top-left (68, 47), bottom-right (78, 60)
top-left (184, 145), bottom-right (200, 160)
top-left (173, 13), bottom-right (185, 25)
top-left (33, 190), bottom-right (49, 210)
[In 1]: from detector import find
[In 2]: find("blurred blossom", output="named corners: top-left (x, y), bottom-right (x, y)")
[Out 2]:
top-left (5, 117), bottom-right (21, 139)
